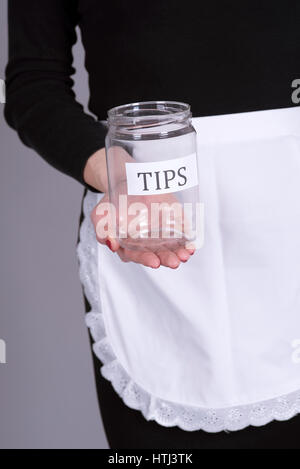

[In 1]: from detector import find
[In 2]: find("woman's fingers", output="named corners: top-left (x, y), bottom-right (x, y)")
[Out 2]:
top-left (91, 197), bottom-right (121, 250)
top-left (104, 237), bottom-right (120, 252)
top-left (99, 235), bottom-right (193, 269)
top-left (117, 247), bottom-right (161, 269)
top-left (156, 250), bottom-right (181, 269)
top-left (174, 247), bottom-right (191, 263)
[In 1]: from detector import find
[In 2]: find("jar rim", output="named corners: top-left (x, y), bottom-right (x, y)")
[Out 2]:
top-left (107, 100), bottom-right (191, 126)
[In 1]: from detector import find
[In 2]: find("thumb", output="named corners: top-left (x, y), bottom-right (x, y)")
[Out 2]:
top-left (91, 200), bottom-right (120, 251)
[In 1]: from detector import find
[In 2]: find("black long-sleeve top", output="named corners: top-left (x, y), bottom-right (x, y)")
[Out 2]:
top-left (4, 0), bottom-right (300, 187)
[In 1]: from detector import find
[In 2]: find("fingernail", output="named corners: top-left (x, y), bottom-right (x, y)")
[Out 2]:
top-left (106, 240), bottom-right (113, 251)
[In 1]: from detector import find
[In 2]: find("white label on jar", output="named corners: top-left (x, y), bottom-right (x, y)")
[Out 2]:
top-left (125, 153), bottom-right (198, 195)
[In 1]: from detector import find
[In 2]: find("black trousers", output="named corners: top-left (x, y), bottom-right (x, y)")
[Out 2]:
top-left (79, 199), bottom-right (300, 450)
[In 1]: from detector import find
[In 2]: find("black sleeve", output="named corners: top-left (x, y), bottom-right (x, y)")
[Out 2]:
top-left (4, 0), bottom-right (107, 188)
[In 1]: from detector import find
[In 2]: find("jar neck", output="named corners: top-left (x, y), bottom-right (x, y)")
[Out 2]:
top-left (107, 101), bottom-right (192, 138)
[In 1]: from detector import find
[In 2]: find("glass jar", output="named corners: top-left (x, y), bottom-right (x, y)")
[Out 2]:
top-left (105, 101), bottom-right (200, 252)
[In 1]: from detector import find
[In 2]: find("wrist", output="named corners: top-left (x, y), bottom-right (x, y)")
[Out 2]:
top-left (83, 147), bottom-right (108, 193)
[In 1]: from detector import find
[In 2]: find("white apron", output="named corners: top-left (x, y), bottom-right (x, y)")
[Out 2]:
top-left (78, 107), bottom-right (300, 432)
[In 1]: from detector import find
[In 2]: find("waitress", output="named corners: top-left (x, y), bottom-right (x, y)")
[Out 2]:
top-left (5, 0), bottom-right (300, 449)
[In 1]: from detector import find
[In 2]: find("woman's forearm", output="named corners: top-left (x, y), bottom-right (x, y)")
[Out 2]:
top-left (83, 148), bottom-right (108, 193)
top-left (4, 0), bottom-right (107, 188)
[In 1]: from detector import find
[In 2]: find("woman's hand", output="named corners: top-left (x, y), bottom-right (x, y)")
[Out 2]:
top-left (84, 147), bottom-right (195, 269)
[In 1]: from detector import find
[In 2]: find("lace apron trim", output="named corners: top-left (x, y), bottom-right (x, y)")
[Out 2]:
top-left (77, 190), bottom-right (300, 432)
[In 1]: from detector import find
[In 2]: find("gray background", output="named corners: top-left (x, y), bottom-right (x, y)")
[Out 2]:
top-left (0, 0), bottom-right (108, 449)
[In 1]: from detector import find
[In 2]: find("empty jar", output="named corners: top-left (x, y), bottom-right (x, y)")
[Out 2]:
top-left (105, 101), bottom-right (200, 252)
